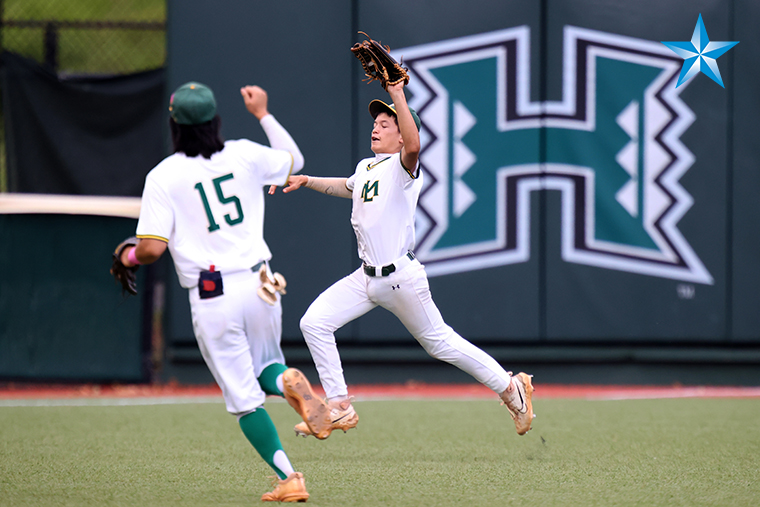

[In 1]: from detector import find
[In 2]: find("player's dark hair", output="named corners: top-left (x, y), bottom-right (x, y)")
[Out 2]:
top-left (170, 115), bottom-right (225, 159)
top-left (376, 111), bottom-right (399, 130)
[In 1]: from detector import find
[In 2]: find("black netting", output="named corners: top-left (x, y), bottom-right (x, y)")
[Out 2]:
top-left (0, 0), bottom-right (166, 76)
top-left (0, 1), bottom-right (166, 192)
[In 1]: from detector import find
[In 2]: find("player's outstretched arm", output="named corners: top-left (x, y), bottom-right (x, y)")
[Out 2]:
top-left (387, 82), bottom-right (420, 171)
top-left (281, 175), bottom-right (352, 198)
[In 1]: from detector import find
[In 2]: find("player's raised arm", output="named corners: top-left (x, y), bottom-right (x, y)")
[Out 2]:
top-left (387, 82), bottom-right (420, 171)
top-left (241, 85), bottom-right (304, 172)
top-left (281, 175), bottom-right (352, 198)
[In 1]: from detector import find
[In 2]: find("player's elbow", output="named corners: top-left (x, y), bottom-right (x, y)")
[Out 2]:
top-left (136, 238), bottom-right (167, 265)
top-left (291, 150), bottom-right (305, 174)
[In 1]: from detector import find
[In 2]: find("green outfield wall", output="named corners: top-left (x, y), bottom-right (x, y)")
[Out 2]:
top-left (161, 0), bottom-right (760, 385)
top-left (0, 214), bottom-right (145, 381)
top-left (165, 0), bottom-right (759, 343)
top-left (1, 0), bottom-right (758, 383)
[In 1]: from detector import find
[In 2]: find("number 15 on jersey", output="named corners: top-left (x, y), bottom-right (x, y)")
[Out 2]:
top-left (194, 173), bottom-right (244, 232)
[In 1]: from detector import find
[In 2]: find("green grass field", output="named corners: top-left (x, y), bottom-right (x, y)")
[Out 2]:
top-left (1, 397), bottom-right (759, 506)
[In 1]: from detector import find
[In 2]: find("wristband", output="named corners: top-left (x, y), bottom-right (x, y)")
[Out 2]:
top-left (127, 247), bottom-right (141, 266)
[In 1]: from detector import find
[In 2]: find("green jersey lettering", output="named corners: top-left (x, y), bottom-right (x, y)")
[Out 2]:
top-left (361, 180), bottom-right (379, 202)
top-left (194, 173), bottom-right (244, 232)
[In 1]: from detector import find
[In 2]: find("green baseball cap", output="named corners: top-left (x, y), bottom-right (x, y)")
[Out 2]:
top-left (369, 99), bottom-right (421, 131)
top-left (169, 82), bottom-right (217, 125)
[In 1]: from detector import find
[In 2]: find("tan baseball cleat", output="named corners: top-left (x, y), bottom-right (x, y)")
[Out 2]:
top-left (261, 472), bottom-right (309, 502)
top-left (281, 368), bottom-right (332, 440)
top-left (294, 398), bottom-right (359, 439)
top-left (501, 372), bottom-right (535, 435)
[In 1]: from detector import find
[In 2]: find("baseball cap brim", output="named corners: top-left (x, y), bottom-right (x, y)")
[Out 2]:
top-left (368, 99), bottom-right (421, 131)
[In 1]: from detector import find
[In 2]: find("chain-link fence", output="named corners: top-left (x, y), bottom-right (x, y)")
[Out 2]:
top-left (0, 0), bottom-right (166, 192)
top-left (0, 0), bottom-right (166, 75)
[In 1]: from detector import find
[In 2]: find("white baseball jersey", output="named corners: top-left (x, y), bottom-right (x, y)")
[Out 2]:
top-left (136, 138), bottom-right (294, 288)
top-left (346, 152), bottom-right (423, 267)
top-left (135, 115), bottom-right (301, 416)
top-left (302, 149), bottom-right (512, 400)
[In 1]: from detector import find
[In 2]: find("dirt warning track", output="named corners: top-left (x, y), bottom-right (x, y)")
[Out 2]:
top-left (1, 382), bottom-right (759, 402)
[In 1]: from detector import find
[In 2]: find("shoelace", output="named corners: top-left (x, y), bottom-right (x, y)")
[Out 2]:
top-left (266, 475), bottom-right (281, 489)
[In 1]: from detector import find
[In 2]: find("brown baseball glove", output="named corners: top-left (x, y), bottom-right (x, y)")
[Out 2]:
top-left (351, 32), bottom-right (409, 90)
top-left (110, 236), bottom-right (139, 296)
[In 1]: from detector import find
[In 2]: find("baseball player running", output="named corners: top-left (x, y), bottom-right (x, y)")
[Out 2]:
top-left (114, 82), bottom-right (332, 502)
top-left (278, 81), bottom-right (535, 437)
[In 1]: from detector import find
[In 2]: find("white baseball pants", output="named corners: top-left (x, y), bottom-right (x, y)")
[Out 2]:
top-left (300, 259), bottom-right (512, 399)
top-left (189, 269), bottom-right (285, 415)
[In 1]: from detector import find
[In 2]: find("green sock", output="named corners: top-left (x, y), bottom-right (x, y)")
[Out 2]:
top-left (258, 363), bottom-right (288, 397)
top-left (239, 408), bottom-right (288, 479)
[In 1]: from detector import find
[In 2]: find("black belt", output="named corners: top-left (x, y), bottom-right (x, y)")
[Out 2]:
top-left (363, 251), bottom-right (415, 277)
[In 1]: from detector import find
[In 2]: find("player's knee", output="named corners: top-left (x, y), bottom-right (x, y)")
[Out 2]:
top-left (418, 332), bottom-right (456, 360)
top-left (299, 311), bottom-right (321, 337)
top-left (300, 302), bottom-right (341, 339)
top-left (423, 341), bottom-right (447, 360)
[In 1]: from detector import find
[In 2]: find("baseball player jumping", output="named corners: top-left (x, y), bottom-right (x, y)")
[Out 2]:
top-left (278, 81), bottom-right (535, 437)
top-left (112, 82), bottom-right (332, 502)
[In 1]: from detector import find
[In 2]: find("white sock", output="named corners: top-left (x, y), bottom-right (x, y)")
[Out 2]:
top-left (273, 450), bottom-right (295, 477)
